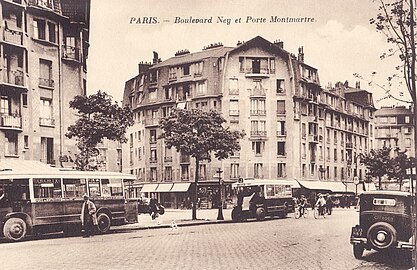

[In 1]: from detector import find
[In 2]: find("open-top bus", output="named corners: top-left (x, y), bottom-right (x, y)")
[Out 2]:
top-left (231, 179), bottom-right (296, 221)
top-left (0, 161), bottom-right (138, 241)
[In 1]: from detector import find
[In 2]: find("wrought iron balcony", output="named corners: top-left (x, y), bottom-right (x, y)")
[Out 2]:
top-left (62, 45), bottom-right (80, 61)
top-left (4, 28), bottom-right (23, 45)
top-left (39, 77), bottom-right (54, 88)
top-left (1, 114), bottom-right (22, 130)
top-left (250, 131), bottom-right (267, 137)
top-left (1, 69), bottom-right (25, 87)
top-left (39, 117), bottom-right (55, 126)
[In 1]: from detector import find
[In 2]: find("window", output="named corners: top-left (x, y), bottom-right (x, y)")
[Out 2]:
top-left (302, 143), bottom-right (306, 158)
top-left (183, 65), bottom-right (190, 76)
top-left (165, 167), bottom-right (173, 181)
top-left (33, 178), bottom-right (62, 199)
top-left (252, 141), bottom-right (264, 155)
top-left (277, 142), bottom-right (285, 156)
top-left (276, 79), bottom-right (285, 94)
top-left (41, 137), bottom-right (54, 164)
top-left (39, 59), bottom-right (53, 88)
top-left (24, 135), bottom-right (29, 148)
top-left (277, 100), bottom-right (285, 114)
top-left (250, 99), bottom-right (265, 115)
top-left (150, 168), bottom-right (157, 182)
top-left (251, 120), bottom-right (266, 136)
top-left (181, 165), bottom-right (189, 180)
top-left (40, 99), bottom-right (53, 125)
top-left (302, 123), bottom-right (306, 138)
top-left (5, 132), bottom-right (18, 156)
top-left (164, 88), bottom-right (172, 100)
top-left (197, 81), bottom-right (206, 95)
top-left (277, 121), bottom-right (285, 136)
top-left (150, 149), bottom-right (157, 162)
top-left (254, 163), bottom-right (263, 178)
top-left (195, 62), bottom-right (203, 75)
top-left (334, 149), bottom-right (337, 161)
top-left (33, 19), bottom-right (45, 40)
top-left (199, 164), bottom-right (207, 180)
top-left (229, 100), bottom-right (239, 115)
top-left (101, 179), bottom-right (123, 197)
top-left (149, 88), bottom-right (157, 101)
top-left (277, 163), bottom-right (286, 177)
top-left (64, 178), bottom-right (85, 198)
top-left (334, 167), bottom-right (338, 179)
top-left (0, 96), bottom-right (10, 114)
top-left (47, 22), bottom-right (56, 43)
top-left (229, 78), bottom-right (238, 94)
top-left (231, 164), bottom-right (239, 179)
top-left (405, 138), bottom-right (412, 148)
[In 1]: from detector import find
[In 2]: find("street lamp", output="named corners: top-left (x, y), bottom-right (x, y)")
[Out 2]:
top-left (215, 168), bottom-right (224, 220)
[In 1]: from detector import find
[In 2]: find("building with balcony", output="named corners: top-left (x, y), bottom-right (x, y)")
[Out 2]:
top-left (0, 0), bottom-right (90, 165)
top-left (374, 105), bottom-right (414, 157)
top-left (122, 36), bottom-right (376, 208)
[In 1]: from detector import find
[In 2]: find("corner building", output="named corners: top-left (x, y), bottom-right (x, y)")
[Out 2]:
top-left (0, 0), bottom-right (90, 165)
top-left (122, 36), bottom-right (376, 208)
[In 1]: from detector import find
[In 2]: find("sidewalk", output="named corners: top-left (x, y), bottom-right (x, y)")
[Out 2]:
top-left (111, 208), bottom-right (233, 232)
top-left (111, 207), bottom-right (357, 233)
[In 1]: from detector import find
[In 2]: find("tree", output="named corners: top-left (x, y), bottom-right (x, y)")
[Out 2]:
top-left (360, 147), bottom-right (393, 190)
top-left (370, 0), bottom-right (416, 103)
top-left (66, 90), bottom-right (134, 170)
top-left (159, 109), bottom-right (245, 220)
top-left (390, 150), bottom-right (417, 189)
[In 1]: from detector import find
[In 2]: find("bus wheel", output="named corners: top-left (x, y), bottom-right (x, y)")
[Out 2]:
top-left (256, 207), bottom-right (266, 221)
top-left (231, 208), bottom-right (243, 221)
top-left (3, 217), bottom-right (27, 241)
top-left (97, 213), bottom-right (111, 233)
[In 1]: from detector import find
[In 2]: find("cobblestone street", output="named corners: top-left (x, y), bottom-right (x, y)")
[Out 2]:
top-left (0, 208), bottom-right (411, 270)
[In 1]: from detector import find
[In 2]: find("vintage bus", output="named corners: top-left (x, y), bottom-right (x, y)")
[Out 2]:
top-left (0, 161), bottom-right (138, 241)
top-left (231, 179), bottom-right (297, 221)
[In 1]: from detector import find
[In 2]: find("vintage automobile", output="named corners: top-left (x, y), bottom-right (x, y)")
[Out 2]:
top-left (231, 179), bottom-right (295, 221)
top-left (137, 198), bottom-right (165, 216)
top-left (350, 190), bottom-right (413, 259)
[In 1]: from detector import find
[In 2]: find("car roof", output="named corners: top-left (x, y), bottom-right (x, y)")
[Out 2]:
top-left (360, 190), bottom-right (411, 197)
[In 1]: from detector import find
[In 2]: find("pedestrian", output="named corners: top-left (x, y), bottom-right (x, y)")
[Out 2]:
top-left (315, 194), bottom-right (326, 217)
top-left (80, 194), bottom-right (97, 237)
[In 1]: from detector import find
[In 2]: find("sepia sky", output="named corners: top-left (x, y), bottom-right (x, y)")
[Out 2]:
top-left (87, 0), bottom-right (410, 108)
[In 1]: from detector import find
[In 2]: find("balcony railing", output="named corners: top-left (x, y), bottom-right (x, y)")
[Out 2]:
top-left (250, 131), bottom-right (267, 137)
top-left (276, 110), bottom-right (286, 115)
top-left (62, 45), bottom-right (80, 61)
top-left (241, 67), bottom-right (273, 76)
top-left (149, 158), bottom-right (157, 163)
top-left (180, 155), bottom-right (190, 163)
top-left (145, 118), bottom-right (160, 126)
top-left (39, 77), bottom-right (54, 88)
top-left (39, 117), bottom-right (55, 126)
top-left (250, 110), bottom-right (266, 116)
top-left (229, 88), bottom-right (239, 95)
top-left (1, 114), bottom-right (21, 129)
top-left (4, 28), bottom-right (23, 45)
top-left (346, 142), bottom-right (353, 149)
top-left (1, 69), bottom-right (25, 87)
top-left (276, 131), bottom-right (287, 137)
top-left (164, 156), bottom-right (173, 162)
top-left (29, 0), bottom-right (53, 9)
top-left (229, 110), bottom-right (239, 116)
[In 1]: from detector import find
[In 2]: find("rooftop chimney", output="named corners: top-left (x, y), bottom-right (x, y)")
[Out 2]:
top-left (138, 61), bottom-right (152, 73)
top-left (152, 51), bottom-right (159, 64)
top-left (274, 40), bottom-right (284, 49)
top-left (355, 81), bottom-right (360, 89)
top-left (298, 46), bottom-right (304, 63)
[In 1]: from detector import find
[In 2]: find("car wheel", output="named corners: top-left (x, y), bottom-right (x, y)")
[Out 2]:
top-left (255, 207), bottom-right (266, 221)
top-left (97, 213), bottom-right (111, 233)
top-left (353, 244), bottom-right (364, 259)
top-left (158, 206), bottom-right (165, 215)
top-left (367, 222), bottom-right (397, 250)
top-left (3, 217), bottom-right (27, 242)
top-left (231, 207), bottom-right (243, 221)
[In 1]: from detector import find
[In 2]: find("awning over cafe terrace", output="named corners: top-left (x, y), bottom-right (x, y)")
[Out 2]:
top-left (297, 180), bottom-right (354, 193)
top-left (140, 183), bottom-right (191, 193)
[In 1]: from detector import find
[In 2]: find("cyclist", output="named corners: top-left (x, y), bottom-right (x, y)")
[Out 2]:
top-left (298, 195), bottom-right (307, 217)
top-left (315, 194), bottom-right (326, 217)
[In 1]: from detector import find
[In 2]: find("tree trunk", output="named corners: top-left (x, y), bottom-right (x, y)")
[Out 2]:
top-left (378, 176), bottom-right (382, 190)
top-left (192, 157), bottom-right (200, 220)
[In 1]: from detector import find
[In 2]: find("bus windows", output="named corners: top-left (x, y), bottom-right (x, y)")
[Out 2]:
top-left (101, 179), bottom-right (123, 197)
top-left (88, 179), bottom-right (101, 197)
top-left (63, 178), bottom-right (86, 198)
top-left (33, 178), bottom-right (62, 199)
top-left (0, 179), bottom-right (29, 203)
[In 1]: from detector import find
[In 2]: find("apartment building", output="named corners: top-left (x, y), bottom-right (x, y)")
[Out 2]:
top-left (374, 105), bottom-right (414, 157)
top-left (122, 36), bottom-right (376, 208)
top-left (0, 0), bottom-right (90, 166)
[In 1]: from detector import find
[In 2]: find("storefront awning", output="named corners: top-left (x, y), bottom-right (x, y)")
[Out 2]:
top-left (140, 184), bottom-right (159, 193)
top-left (177, 102), bottom-right (186, 109)
top-left (170, 183), bottom-right (191, 192)
top-left (155, 183), bottom-right (173, 192)
top-left (297, 180), bottom-right (353, 193)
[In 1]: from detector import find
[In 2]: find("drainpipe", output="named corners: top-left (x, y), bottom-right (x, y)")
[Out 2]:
top-left (58, 22), bottom-right (63, 167)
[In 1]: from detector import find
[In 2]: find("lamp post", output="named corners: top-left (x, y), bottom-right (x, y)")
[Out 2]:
top-left (216, 168), bottom-right (224, 220)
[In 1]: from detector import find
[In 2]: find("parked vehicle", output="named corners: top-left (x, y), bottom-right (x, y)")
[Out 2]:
top-left (137, 198), bottom-right (165, 216)
top-left (350, 190), bottom-right (413, 259)
top-left (231, 179), bottom-right (295, 221)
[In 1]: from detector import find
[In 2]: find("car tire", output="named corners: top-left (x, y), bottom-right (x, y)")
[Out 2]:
top-left (255, 207), bottom-right (266, 221)
top-left (367, 222), bottom-right (397, 250)
top-left (353, 244), bottom-right (364, 259)
top-left (231, 207), bottom-right (243, 221)
top-left (3, 217), bottom-right (27, 242)
top-left (96, 213), bottom-right (111, 233)
top-left (158, 205), bottom-right (165, 215)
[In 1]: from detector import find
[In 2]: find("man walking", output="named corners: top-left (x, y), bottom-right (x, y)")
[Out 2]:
top-left (80, 194), bottom-right (97, 237)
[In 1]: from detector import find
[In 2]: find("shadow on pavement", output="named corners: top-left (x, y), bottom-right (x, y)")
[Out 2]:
top-left (359, 250), bottom-right (412, 269)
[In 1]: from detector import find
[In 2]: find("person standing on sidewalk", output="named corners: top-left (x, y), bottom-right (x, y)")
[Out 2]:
top-left (80, 194), bottom-right (98, 237)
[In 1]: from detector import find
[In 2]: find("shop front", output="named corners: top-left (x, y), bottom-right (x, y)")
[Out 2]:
top-left (140, 182), bottom-right (191, 209)
top-left (197, 180), bottom-right (235, 209)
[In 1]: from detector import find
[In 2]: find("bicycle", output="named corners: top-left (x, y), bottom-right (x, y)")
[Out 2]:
top-left (313, 205), bottom-right (327, 219)
top-left (294, 205), bottom-right (309, 219)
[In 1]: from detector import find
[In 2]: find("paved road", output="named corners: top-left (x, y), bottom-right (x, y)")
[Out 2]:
top-left (0, 209), bottom-right (411, 270)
